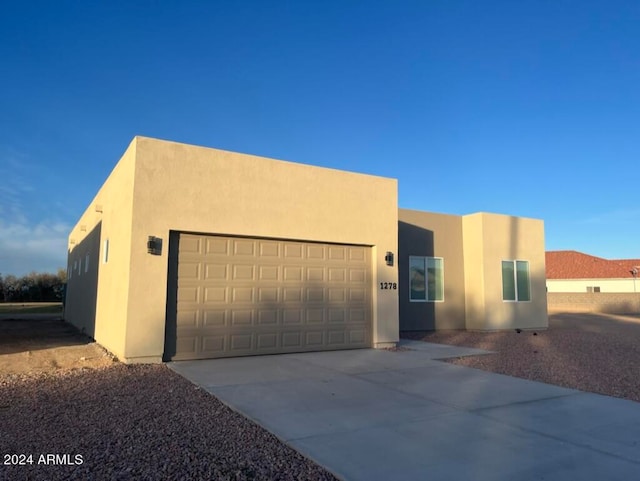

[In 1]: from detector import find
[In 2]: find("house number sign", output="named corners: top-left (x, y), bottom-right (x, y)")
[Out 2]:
top-left (380, 282), bottom-right (397, 290)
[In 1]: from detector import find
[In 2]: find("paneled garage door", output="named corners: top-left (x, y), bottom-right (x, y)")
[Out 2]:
top-left (168, 233), bottom-right (372, 360)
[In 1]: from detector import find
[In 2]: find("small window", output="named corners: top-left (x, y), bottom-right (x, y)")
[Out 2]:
top-left (102, 239), bottom-right (109, 264)
top-left (85, 254), bottom-right (89, 273)
top-left (409, 256), bottom-right (444, 302)
top-left (76, 259), bottom-right (81, 277)
top-left (502, 260), bottom-right (530, 301)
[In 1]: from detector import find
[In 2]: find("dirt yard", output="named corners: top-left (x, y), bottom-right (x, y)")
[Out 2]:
top-left (0, 316), bottom-right (116, 376)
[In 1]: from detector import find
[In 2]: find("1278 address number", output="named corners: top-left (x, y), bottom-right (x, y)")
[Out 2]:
top-left (380, 282), bottom-right (397, 290)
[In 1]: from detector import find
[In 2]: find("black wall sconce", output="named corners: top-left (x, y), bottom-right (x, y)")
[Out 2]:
top-left (385, 251), bottom-right (394, 266)
top-left (147, 236), bottom-right (162, 255)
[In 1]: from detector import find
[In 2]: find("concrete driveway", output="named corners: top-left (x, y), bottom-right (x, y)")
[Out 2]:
top-left (169, 340), bottom-right (640, 480)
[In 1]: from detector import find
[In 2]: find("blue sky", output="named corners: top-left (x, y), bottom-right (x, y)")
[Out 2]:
top-left (1, 0), bottom-right (640, 276)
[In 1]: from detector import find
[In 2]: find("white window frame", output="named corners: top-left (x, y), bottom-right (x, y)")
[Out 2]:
top-left (409, 256), bottom-right (444, 302)
top-left (502, 259), bottom-right (531, 302)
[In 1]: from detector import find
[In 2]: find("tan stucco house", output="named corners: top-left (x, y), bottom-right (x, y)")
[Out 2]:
top-left (65, 136), bottom-right (547, 363)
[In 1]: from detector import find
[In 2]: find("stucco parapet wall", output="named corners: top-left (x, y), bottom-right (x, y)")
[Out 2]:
top-left (462, 211), bottom-right (544, 223)
top-left (117, 136), bottom-right (399, 360)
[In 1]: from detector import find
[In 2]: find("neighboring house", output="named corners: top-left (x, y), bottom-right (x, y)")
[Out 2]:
top-left (546, 250), bottom-right (640, 293)
top-left (65, 136), bottom-right (548, 363)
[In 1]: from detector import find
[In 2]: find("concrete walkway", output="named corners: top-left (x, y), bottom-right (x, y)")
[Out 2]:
top-left (170, 340), bottom-right (640, 480)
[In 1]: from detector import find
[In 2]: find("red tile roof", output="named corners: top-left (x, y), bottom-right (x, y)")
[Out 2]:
top-left (546, 250), bottom-right (640, 279)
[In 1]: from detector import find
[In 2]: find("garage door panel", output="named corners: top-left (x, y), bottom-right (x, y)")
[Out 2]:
top-left (306, 331), bottom-right (324, 346)
top-left (258, 287), bottom-right (278, 302)
top-left (307, 245), bottom-right (325, 259)
top-left (233, 239), bottom-right (256, 256)
top-left (258, 309), bottom-right (278, 325)
top-left (328, 308), bottom-right (345, 322)
top-left (259, 266), bottom-right (279, 280)
top-left (206, 238), bottom-right (229, 255)
top-left (180, 236), bottom-right (202, 254)
top-left (282, 332), bottom-right (302, 348)
top-left (283, 309), bottom-right (303, 324)
top-left (232, 265), bottom-right (255, 280)
top-left (350, 288), bottom-right (366, 301)
top-left (307, 267), bottom-right (324, 281)
top-left (350, 329), bottom-right (366, 344)
top-left (283, 288), bottom-right (303, 302)
top-left (329, 288), bottom-right (346, 302)
top-left (306, 288), bottom-right (324, 302)
top-left (284, 243), bottom-right (303, 258)
top-left (328, 331), bottom-right (346, 344)
top-left (176, 336), bottom-right (198, 355)
top-left (202, 336), bottom-right (225, 353)
top-left (178, 262), bottom-right (200, 280)
top-left (283, 266), bottom-right (303, 281)
top-left (329, 268), bottom-right (346, 282)
top-left (203, 310), bottom-right (226, 327)
top-left (231, 310), bottom-right (253, 326)
top-left (259, 241), bottom-right (280, 257)
top-left (230, 334), bottom-right (252, 350)
top-left (205, 263), bottom-right (227, 280)
top-left (349, 247), bottom-right (367, 261)
top-left (306, 308), bottom-right (324, 323)
top-left (257, 333), bottom-right (278, 349)
top-left (349, 268), bottom-right (366, 282)
top-left (170, 233), bottom-right (372, 360)
top-left (178, 287), bottom-right (199, 303)
top-left (231, 287), bottom-right (253, 303)
top-left (204, 287), bottom-right (226, 303)
top-left (329, 246), bottom-right (346, 260)
top-left (349, 308), bottom-right (366, 322)
top-left (177, 310), bottom-right (198, 327)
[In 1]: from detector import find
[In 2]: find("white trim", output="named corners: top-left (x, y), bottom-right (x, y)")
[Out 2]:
top-left (409, 255), bottom-right (445, 302)
top-left (501, 259), bottom-right (531, 302)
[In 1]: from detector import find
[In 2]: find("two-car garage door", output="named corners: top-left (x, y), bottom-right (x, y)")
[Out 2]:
top-left (167, 233), bottom-right (372, 360)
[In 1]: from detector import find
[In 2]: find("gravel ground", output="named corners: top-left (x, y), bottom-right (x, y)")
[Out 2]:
top-left (3, 311), bottom-right (638, 480)
top-left (402, 311), bottom-right (640, 403)
top-left (0, 365), bottom-right (338, 481)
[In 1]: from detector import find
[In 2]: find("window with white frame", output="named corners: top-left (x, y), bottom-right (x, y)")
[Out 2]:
top-left (502, 260), bottom-right (531, 301)
top-left (409, 256), bottom-right (444, 302)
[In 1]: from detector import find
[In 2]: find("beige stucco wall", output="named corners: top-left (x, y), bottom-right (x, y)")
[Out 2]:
top-left (113, 136), bottom-right (399, 362)
top-left (463, 213), bottom-right (548, 330)
top-left (547, 292), bottom-right (640, 313)
top-left (547, 278), bottom-right (639, 293)
top-left (398, 209), bottom-right (466, 330)
top-left (65, 140), bottom-right (137, 360)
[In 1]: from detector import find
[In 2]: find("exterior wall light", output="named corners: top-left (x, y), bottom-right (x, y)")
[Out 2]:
top-left (147, 236), bottom-right (162, 255)
top-left (385, 251), bottom-right (394, 266)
